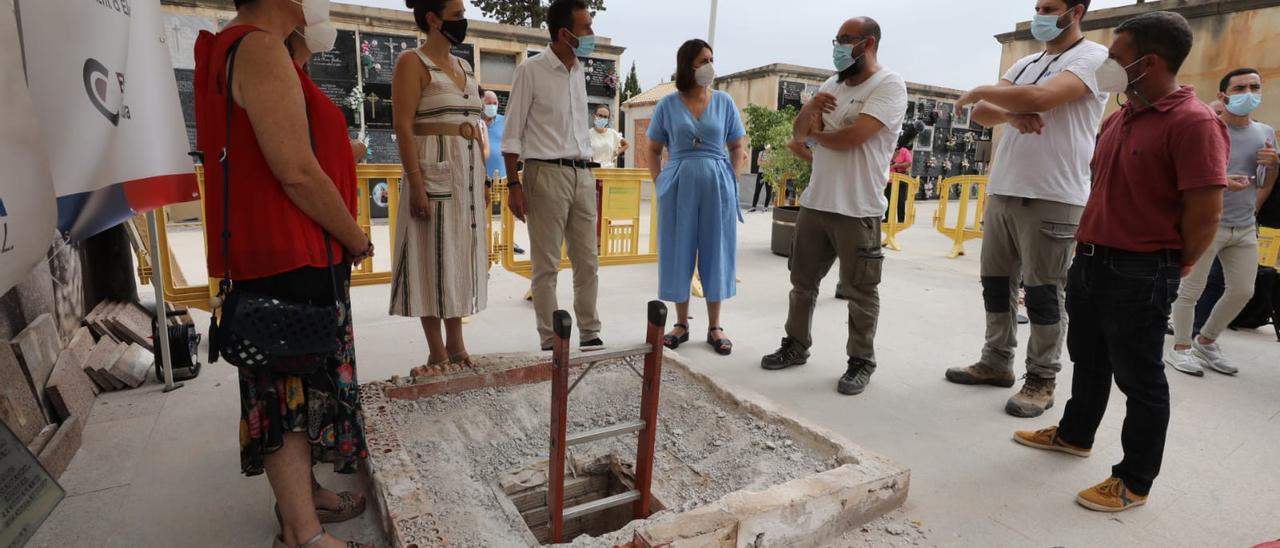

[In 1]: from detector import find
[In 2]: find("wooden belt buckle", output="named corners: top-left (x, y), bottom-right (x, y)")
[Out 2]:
top-left (458, 122), bottom-right (477, 141)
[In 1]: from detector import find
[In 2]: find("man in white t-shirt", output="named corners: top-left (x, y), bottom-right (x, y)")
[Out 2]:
top-left (945, 0), bottom-right (1109, 418)
top-left (589, 105), bottom-right (628, 168)
top-left (761, 16), bottom-right (907, 397)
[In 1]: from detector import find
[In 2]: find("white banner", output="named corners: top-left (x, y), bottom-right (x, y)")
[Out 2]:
top-left (18, 0), bottom-right (197, 241)
top-left (0, 2), bottom-right (57, 295)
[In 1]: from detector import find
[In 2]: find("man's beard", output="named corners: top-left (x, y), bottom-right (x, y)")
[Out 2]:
top-left (838, 61), bottom-right (861, 82)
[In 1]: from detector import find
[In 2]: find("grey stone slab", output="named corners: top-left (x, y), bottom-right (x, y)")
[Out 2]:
top-left (62, 328), bottom-right (99, 395)
top-left (24, 485), bottom-right (130, 548)
top-left (11, 314), bottom-right (63, 419)
top-left (86, 301), bottom-right (120, 340)
top-left (37, 416), bottom-right (83, 480)
top-left (87, 385), bottom-right (167, 426)
top-left (0, 343), bottom-right (48, 444)
top-left (48, 236), bottom-right (84, 346)
top-left (15, 258), bottom-right (56, 327)
top-left (82, 341), bottom-right (128, 392)
top-left (26, 423), bottom-right (58, 455)
top-left (106, 302), bottom-right (155, 352)
top-left (108, 344), bottom-right (154, 389)
top-left (45, 349), bottom-right (98, 423)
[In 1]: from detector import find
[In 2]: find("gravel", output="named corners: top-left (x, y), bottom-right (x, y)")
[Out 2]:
top-left (388, 358), bottom-right (837, 547)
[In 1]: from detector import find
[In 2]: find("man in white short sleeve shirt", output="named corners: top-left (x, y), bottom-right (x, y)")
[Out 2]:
top-left (945, 0), bottom-right (1109, 418)
top-left (761, 16), bottom-right (907, 397)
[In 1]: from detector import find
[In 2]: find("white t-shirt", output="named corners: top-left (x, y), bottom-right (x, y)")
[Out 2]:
top-left (803, 70), bottom-right (908, 218)
top-left (590, 128), bottom-right (623, 167)
top-left (987, 39), bottom-right (1109, 206)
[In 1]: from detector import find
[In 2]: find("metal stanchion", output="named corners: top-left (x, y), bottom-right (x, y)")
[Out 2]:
top-left (147, 210), bottom-right (183, 393)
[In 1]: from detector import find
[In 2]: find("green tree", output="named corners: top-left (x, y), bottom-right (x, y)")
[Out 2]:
top-left (471, 0), bottom-right (607, 28)
top-left (743, 104), bottom-right (811, 199)
top-left (621, 62), bottom-right (642, 103)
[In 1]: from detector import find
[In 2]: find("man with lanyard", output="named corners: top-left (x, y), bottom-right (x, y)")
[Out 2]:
top-left (946, 0), bottom-right (1109, 418)
top-left (502, 0), bottom-right (604, 351)
top-left (1015, 10), bottom-right (1227, 512)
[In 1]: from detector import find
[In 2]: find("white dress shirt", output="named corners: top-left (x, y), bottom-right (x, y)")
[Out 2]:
top-left (501, 47), bottom-right (592, 161)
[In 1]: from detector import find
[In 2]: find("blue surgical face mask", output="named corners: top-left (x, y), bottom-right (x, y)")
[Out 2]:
top-left (483, 104), bottom-right (498, 118)
top-left (594, 117), bottom-right (609, 129)
top-left (573, 33), bottom-right (596, 57)
top-left (1225, 92), bottom-right (1262, 116)
top-left (832, 40), bottom-right (865, 72)
top-left (1030, 14), bottom-right (1066, 42)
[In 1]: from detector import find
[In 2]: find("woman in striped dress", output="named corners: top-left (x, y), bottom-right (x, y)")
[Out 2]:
top-left (391, 0), bottom-right (487, 373)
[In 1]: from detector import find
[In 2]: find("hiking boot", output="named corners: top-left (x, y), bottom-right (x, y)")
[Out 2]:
top-left (1076, 477), bottom-right (1147, 513)
top-left (761, 337), bottom-right (809, 370)
top-left (837, 359), bottom-right (876, 395)
top-left (1164, 348), bottom-right (1205, 377)
top-left (945, 362), bottom-right (1016, 388)
top-left (1005, 375), bottom-right (1055, 418)
top-left (1192, 339), bottom-right (1238, 375)
top-left (1011, 426), bottom-right (1091, 457)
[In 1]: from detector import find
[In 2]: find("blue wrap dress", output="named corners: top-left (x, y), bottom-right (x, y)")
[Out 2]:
top-left (648, 90), bottom-right (746, 303)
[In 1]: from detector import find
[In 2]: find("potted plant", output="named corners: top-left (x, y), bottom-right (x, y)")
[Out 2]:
top-left (744, 105), bottom-right (810, 257)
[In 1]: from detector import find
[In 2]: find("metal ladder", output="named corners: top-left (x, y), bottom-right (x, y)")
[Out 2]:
top-left (546, 301), bottom-right (668, 544)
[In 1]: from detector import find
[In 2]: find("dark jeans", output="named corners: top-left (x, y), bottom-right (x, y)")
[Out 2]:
top-left (1056, 249), bottom-right (1180, 496)
top-left (883, 180), bottom-right (908, 223)
top-left (751, 176), bottom-right (774, 208)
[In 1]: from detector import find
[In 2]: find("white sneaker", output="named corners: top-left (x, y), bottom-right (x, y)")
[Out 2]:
top-left (1164, 348), bottom-right (1205, 377)
top-left (1192, 339), bottom-right (1239, 375)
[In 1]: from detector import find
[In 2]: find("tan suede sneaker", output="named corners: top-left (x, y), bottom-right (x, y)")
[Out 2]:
top-left (1077, 477), bottom-right (1147, 512)
top-left (1012, 426), bottom-right (1091, 457)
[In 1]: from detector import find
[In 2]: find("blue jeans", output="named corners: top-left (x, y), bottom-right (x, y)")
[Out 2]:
top-left (1193, 258), bottom-right (1225, 335)
top-left (1056, 249), bottom-right (1180, 496)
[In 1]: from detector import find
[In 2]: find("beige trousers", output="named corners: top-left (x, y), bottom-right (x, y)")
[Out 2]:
top-left (525, 161), bottom-right (601, 347)
top-left (1172, 225), bottom-right (1258, 345)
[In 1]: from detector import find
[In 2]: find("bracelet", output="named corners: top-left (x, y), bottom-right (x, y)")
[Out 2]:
top-left (404, 168), bottom-right (421, 176)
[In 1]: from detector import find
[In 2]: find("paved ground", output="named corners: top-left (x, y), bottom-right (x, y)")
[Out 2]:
top-left (30, 203), bottom-right (1280, 547)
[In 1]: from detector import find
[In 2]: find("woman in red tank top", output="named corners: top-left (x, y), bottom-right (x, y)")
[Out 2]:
top-left (193, 1), bottom-right (373, 547)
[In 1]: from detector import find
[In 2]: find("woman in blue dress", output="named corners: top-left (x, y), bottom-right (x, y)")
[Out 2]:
top-left (644, 39), bottom-right (747, 356)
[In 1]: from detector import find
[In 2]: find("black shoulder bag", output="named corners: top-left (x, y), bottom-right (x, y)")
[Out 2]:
top-left (207, 35), bottom-right (344, 376)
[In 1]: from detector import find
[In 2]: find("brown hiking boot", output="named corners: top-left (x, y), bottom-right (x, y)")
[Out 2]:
top-left (1006, 376), bottom-right (1055, 418)
top-left (945, 362), bottom-right (1016, 388)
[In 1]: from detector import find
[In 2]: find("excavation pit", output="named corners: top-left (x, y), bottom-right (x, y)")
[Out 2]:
top-left (361, 350), bottom-right (910, 547)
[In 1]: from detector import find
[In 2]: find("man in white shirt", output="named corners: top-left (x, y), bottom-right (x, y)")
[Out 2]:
top-left (502, 0), bottom-right (603, 351)
top-left (589, 105), bottom-right (628, 168)
top-left (945, 0), bottom-right (1109, 418)
top-left (761, 16), bottom-right (907, 397)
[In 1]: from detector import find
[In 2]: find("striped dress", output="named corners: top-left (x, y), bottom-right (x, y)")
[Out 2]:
top-left (389, 49), bottom-right (487, 319)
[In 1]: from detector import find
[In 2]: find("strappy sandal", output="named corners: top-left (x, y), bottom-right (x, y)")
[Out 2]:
top-left (449, 352), bottom-right (478, 372)
top-left (295, 529), bottom-right (372, 548)
top-left (707, 327), bottom-right (733, 356)
top-left (274, 491), bottom-right (367, 525)
top-left (663, 323), bottom-right (690, 349)
top-left (411, 357), bottom-right (450, 378)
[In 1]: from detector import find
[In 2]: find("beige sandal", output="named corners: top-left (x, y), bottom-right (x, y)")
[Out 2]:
top-left (449, 352), bottom-right (476, 371)
top-left (274, 491), bottom-right (367, 526)
top-left (411, 356), bottom-right (450, 378)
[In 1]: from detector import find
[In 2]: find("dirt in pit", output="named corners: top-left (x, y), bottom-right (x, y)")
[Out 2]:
top-left (388, 359), bottom-right (839, 547)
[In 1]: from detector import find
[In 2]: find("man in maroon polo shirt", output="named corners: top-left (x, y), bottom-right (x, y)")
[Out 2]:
top-left (1012, 11), bottom-right (1228, 513)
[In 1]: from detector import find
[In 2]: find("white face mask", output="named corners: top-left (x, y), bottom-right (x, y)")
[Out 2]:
top-left (291, 0), bottom-right (331, 27)
top-left (295, 22), bottom-right (338, 54)
top-left (694, 63), bottom-right (716, 87)
top-left (1096, 56), bottom-right (1147, 94)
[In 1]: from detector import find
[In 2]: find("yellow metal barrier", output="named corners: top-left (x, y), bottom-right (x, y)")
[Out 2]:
top-left (932, 175), bottom-right (989, 259)
top-left (1260, 227), bottom-right (1280, 267)
top-left (883, 173), bottom-right (920, 251)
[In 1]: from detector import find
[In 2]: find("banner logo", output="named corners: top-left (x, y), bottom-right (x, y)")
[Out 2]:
top-left (0, 197), bottom-right (11, 253)
top-left (83, 58), bottom-right (127, 126)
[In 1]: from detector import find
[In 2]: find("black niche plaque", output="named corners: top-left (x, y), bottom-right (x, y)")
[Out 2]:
top-left (491, 89), bottom-right (510, 115)
top-left (361, 82), bottom-right (393, 130)
top-left (174, 68), bottom-right (196, 127)
top-left (315, 80), bottom-right (359, 127)
top-left (451, 43), bottom-right (475, 68)
top-left (359, 32), bottom-right (416, 85)
top-left (308, 30), bottom-right (358, 82)
top-left (366, 128), bottom-right (401, 165)
top-left (777, 80), bottom-right (821, 111)
top-left (581, 57), bottom-right (616, 98)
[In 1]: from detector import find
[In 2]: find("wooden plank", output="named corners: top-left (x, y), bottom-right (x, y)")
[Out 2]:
top-left (633, 300), bottom-right (667, 519)
top-left (566, 343), bottom-right (654, 366)
top-left (547, 310), bottom-right (573, 544)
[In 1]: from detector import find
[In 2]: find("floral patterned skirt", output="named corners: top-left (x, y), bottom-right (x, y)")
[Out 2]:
top-left (234, 263), bottom-right (368, 477)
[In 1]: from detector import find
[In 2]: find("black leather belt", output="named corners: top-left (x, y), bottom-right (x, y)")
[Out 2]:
top-left (1077, 242), bottom-right (1180, 262)
top-left (529, 158), bottom-right (599, 169)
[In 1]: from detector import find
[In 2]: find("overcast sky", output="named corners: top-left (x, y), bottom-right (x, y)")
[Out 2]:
top-left (350, 0), bottom-right (1138, 92)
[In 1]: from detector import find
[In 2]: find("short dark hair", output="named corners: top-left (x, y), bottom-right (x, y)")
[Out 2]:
top-left (674, 39), bottom-right (711, 93)
top-left (406, 0), bottom-right (449, 34)
top-left (858, 17), bottom-right (882, 47)
top-left (1220, 68), bottom-right (1260, 93)
top-left (547, 0), bottom-right (588, 43)
top-left (1114, 11), bottom-right (1193, 74)
top-left (1065, 0), bottom-right (1091, 12)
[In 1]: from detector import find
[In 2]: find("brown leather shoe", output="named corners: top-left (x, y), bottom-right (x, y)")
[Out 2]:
top-left (1006, 376), bottom-right (1056, 418)
top-left (945, 362), bottom-right (1016, 388)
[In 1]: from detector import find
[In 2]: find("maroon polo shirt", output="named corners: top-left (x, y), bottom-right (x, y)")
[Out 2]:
top-left (1076, 86), bottom-right (1229, 252)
